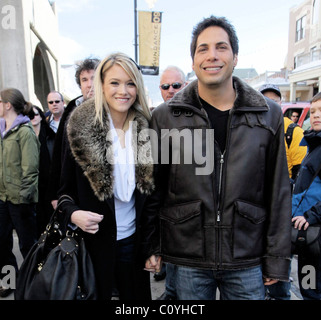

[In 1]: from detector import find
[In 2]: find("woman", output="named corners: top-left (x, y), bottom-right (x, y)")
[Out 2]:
top-left (0, 88), bottom-right (39, 297)
top-left (58, 52), bottom-right (154, 300)
top-left (29, 105), bottom-right (56, 235)
top-left (292, 92), bottom-right (321, 300)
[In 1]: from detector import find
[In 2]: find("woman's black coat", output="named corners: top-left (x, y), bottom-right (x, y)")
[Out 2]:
top-left (58, 98), bottom-right (154, 300)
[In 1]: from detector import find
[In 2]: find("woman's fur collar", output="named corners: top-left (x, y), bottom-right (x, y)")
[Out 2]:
top-left (67, 98), bottom-right (154, 201)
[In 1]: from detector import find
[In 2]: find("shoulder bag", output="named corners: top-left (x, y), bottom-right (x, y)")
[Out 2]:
top-left (15, 195), bottom-right (97, 300)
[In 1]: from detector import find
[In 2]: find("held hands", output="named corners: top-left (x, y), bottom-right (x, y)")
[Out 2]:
top-left (71, 210), bottom-right (104, 234)
top-left (145, 255), bottom-right (162, 273)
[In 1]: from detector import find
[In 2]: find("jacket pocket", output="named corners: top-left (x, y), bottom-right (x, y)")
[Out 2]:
top-left (233, 200), bottom-right (266, 259)
top-left (160, 200), bottom-right (204, 260)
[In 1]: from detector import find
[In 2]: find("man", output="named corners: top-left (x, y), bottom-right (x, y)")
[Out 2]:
top-left (47, 58), bottom-right (100, 209)
top-left (291, 110), bottom-right (300, 123)
top-left (155, 66), bottom-right (187, 300)
top-left (46, 91), bottom-right (65, 133)
top-left (144, 16), bottom-right (291, 300)
top-left (159, 66), bottom-right (187, 102)
top-left (259, 84), bottom-right (306, 181)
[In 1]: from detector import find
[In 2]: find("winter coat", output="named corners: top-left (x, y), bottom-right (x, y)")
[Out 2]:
top-left (0, 116), bottom-right (39, 204)
top-left (47, 95), bottom-right (82, 202)
top-left (292, 129), bottom-right (321, 224)
top-left (58, 98), bottom-right (154, 300)
top-left (144, 77), bottom-right (292, 281)
top-left (284, 116), bottom-right (306, 178)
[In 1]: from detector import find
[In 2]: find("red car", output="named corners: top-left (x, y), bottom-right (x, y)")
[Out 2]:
top-left (281, 102), bottom-right (311, 130)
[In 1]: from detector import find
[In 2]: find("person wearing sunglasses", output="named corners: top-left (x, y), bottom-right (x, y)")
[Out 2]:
top-left (291, 111), bottom-right (300, 124)
top-left (159, 66), bottom-right (187, 102)
top-left (28, 106), bottom-right (56, 236)
top-left (46, 91), bottom-right (65, 133)
top-left (155, 65), bottom-right (186, 301)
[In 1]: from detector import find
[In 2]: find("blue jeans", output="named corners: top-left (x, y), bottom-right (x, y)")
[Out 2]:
top-left (165, 263), bottom-right (177, 299)
top-left (175, 265), bottom-right (265, 300)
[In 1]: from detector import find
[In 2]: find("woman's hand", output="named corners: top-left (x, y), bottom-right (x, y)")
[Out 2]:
top-left (292, 216), bottom-right (310, 230)
top-left (71, 210), bottom-right (104, 234)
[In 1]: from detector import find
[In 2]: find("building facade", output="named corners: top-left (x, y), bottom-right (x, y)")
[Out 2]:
top-left (286, 0), bottom-right (321, 101)
top-left (0, 0), bottom-right (60, 111)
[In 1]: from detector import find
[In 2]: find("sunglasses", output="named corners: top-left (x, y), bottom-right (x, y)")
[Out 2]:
top-left (160, 82), bottom-right (182, 90)
top-left (29, 112), bottom-right (40, 120)
top-left (48, 100), bottom-right (61, 104)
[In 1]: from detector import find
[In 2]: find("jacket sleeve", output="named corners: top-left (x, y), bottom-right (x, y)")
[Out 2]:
top-left (263, 110), bottom-right (292, 281)
top-left (56, 124), bottom-right (81, 229)
top-left (288, 125), bottom-right (307, 171)
top-left (19, 126), bottom-right (40, 203)
top-left (305, 201), bottom-right (321, 225)
top-left (140, 112), bottom-right (169, 259)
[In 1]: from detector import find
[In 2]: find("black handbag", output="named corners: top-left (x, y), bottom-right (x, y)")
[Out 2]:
top-left (15, 195), bottom-right (97, 300)
top-left (291, 162), bottom-right (321, 257)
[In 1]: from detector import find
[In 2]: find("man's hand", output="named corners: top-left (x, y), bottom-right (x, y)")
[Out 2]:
top-left (264, 278), bottom-right (278, 286)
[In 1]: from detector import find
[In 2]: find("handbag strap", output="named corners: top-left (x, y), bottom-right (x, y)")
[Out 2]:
top-left (293, 161), bottom-right (321, 216)
top-left (47, 195), bottom-right (75, 227)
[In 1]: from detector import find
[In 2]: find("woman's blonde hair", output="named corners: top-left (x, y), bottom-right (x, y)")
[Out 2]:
top-left (94, 52), bottom-right (151, 126)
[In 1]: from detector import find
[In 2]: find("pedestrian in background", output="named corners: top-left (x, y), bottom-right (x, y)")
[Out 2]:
top-left (29, 105), bottom-right (56, 236)
top-left (57, 52), bottom-right (154, 300)
top-left (259, 84), bottom-right (306, 181)
top-left (45, 91), bottom-right (65, 133)
top-left (291, 111), bottom-right (300, 124)
top-left (0, 88), bottom-right (39, 298)
top-left (48, 58), bottom-right (100, 210)
top-left (292, 92), bottom-right (321, 300)
top-left (159, 66), bottom-right (187, 102)
top-left (145, 15), bottom-right (292, 300)
top-left (155, 65), bottom-right (187, 300)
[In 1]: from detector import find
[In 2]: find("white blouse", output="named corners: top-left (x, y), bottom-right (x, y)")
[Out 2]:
top-left (109, 116), bottom-right (136, 240)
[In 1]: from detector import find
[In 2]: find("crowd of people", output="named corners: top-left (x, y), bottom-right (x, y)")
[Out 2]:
top-left (0, 15), bottom-right (321, 300)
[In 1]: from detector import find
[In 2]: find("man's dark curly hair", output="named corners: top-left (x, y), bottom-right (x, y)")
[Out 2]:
top-left (75, 58), bottom-right (100, 87)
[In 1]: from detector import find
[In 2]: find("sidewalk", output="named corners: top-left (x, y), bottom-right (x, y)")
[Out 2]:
top-left (1, 231), bottom-right (302, 300)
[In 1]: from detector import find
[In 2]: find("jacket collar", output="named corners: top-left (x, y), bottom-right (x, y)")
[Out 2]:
top-left (302, 129), bottom-right (321, 152)
top-left (67, 98), bottom-right (154, 201)
top-left (168, 76), bottom-right (269, 113)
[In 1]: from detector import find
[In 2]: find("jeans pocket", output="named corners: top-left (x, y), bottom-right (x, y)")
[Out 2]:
top-left (233, 200), bottom-right (266, 259)
top-left (160, 200), bottom-right (204, 259)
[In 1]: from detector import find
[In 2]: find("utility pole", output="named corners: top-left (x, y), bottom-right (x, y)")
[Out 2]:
top-left (134, 0), bottom-right (138, 63)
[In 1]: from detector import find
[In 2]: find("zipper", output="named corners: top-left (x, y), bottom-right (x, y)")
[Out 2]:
top-left (216, 153), bottom-right (225, 222)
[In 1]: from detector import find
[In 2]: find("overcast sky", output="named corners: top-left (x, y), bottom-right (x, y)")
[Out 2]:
top-left (54, 0), bottom-right (304, 75)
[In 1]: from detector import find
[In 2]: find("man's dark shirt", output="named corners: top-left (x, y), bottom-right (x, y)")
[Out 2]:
top-left (200, 98), bottom-right (229, 153)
